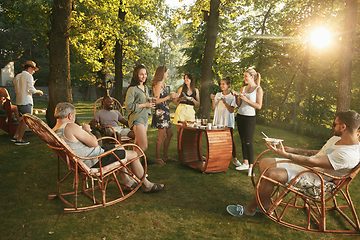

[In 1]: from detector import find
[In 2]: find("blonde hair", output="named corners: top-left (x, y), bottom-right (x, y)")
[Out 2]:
top-left (245, 68), bottom-right (261, 86)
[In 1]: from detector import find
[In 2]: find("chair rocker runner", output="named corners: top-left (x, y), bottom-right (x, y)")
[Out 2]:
top-left (23, 114), bottom-right (147, 213)
top-left (251, 149), bottom-right (360, 234)
top-left (93, 96), bottom-right (132, 144)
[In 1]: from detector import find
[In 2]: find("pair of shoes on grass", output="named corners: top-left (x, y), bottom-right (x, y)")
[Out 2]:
top-left (236, 164), bottom-right (249, 171)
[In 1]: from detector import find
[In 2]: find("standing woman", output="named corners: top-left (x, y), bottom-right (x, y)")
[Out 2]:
top-left (151, 66), bottom-right (178, 164)
top-left (210, 77), bottom-right (240, 167)
top-left (125, 64), bottom-right (155, 154)
top-left (233, 68), bottom-right (263, 176)
top-left (173, 74), bottom-right (200, 125)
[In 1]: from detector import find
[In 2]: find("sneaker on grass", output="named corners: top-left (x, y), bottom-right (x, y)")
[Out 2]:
top-left (15, 140), bottom-right (30, 146)
top-left (236, 164), bottom-right (249, 171)
top-left (233, 160), bottom-right (242, 167)
top-left (226, 205), bottom-right (255, 217)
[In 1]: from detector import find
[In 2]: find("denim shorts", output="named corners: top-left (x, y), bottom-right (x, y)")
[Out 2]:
top-left (133, 120), bottom-right (148, 127)
top-left (17, 104), bottom-right (33, 116)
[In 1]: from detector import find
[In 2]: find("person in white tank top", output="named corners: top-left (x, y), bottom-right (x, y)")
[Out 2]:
top-left (232, 68), bottom-right (263, 176)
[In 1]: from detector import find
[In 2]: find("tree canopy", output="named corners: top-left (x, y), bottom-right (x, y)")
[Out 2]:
top-left (1, 0), bottom-right (359, 134)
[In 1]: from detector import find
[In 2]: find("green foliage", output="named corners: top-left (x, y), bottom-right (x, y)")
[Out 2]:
top-left (1, 0), bottom-right (360, 131)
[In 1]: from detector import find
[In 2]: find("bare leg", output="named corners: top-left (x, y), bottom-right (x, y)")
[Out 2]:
top-left (133, 124), bottom-right (148, 153)
top-left (162, 127), bottom-right (173, 158)
top-left (11, 106), bottom-right (21, 122)
top-left (245, 158), bottom-right (288, 213)
top-left (156, 128), bottom-right (166, 160)
top-left (124, 150), bottom-right (164, 189)
top-left (14, 119), bottom-right (27, 141)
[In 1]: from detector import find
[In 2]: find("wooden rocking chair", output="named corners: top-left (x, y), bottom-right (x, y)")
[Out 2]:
top-left (92, 96), bottom-right (132, 144)
top-left (0, 88), bottom-right (18, 135)
top-left (22, 114), bottom-right (147, 213)
top-left (251, 149), bottom-right (360, 234)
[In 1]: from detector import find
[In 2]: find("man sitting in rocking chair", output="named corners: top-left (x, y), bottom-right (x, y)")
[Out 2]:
top-left (90, 96), bottom-right (135, 140)
top-left (52, 102), bottom-right (164, 193)
top-left (227, 110), bottom-right (360, 217)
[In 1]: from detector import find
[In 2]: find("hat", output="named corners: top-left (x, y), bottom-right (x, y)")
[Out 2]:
top-left (21, 60), bottom-right (39, 71)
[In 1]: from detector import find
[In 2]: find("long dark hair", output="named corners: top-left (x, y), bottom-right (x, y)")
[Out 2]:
top-left (151, 66), bottom-right (167, 87)
top-left (129, 64), bottom-right (148, 87)
top-left (182, 73), bottom-right (195, 94)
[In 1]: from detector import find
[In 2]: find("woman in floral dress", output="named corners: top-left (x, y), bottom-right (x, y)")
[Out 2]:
top-left (151, 66), bottom-right (178, 164)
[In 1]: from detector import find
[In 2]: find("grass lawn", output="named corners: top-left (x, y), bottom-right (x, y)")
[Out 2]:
top-left (0, 101), bottom-right (359, 239)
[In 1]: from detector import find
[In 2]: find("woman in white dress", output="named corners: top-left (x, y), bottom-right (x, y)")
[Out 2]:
top-left (210, 77), bottom-right (239, 166)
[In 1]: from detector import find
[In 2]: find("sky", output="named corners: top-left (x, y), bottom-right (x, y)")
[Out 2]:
top-left (148, 0), bottom-right (194, 46)
top-left (165, 0), bottom-right (194, 8)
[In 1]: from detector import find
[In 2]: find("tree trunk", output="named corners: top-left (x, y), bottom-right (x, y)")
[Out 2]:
top-left (336, 0), bottom-right (357, 112)
top-left (46, 0), bottom-right (73, 128)
top-left (114, 40), bottom-right (124, 104)
top-left (199, 0), bottom-right (220, 119)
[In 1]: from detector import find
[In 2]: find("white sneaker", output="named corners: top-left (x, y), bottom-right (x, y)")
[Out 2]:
top-left (236, 164), bottom-right (249, 171)
top-left (248, 168), bottom-right (255, 177)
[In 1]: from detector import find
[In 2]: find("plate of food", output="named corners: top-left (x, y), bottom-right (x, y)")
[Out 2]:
top-left (262, 132), bottom-right (283, 145)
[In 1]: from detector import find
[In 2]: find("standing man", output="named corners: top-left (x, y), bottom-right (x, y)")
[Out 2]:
top-left (12, 60), bottom-right (43, 145)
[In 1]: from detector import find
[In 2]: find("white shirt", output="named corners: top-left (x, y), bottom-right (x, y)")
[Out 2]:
top-left (237, 86), bottom-right (260, 116)
top-left (212, 92), bottom-right (237, 128)
top-left (13, 71), bottom-right (37, 105)
top-left (313, 136), bottom-right (360, 179)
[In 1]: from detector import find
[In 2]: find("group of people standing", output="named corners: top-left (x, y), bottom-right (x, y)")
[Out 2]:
top-left (125, 64), bottom-right (264, 176)
top-left (125, 64), bottom-right (201, 165)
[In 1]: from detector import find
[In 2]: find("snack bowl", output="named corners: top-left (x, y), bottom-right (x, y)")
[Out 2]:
top-left (212, 125), bottom-right (218, 129)
top-left (264, 138), bottom-right (283, 145)
top-left (199, 125), bottom-right (206, 130)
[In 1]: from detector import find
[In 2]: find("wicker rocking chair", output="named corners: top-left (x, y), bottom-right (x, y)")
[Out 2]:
top-left (92, 96), bottom-right (132, 144)
top-left (251, 149), bottom-right (360, 234)
top-left (23, 114), bottom-right (147, 213)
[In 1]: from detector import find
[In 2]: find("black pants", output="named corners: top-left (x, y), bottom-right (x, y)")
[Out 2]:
top-left (229, 128), bottom-right (237, 158)
top-left (92, 145), bottom-right (126, 168)
top-left (236, 114), bottom-right (256, 164)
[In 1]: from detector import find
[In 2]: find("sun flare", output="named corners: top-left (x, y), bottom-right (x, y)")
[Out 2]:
top-left (310, 28), bottom-right (331, 48)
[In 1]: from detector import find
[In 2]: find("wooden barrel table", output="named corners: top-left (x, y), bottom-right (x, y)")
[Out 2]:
top-left (177, 123), bottom-right (232, 173)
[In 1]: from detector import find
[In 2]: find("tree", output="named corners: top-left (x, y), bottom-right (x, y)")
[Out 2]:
top-left (336, 0), bottom-right (357, 112)
top-left (198, 0), bottom-right (220, 119)
top-left (46, 0), bottom-right (73, 127)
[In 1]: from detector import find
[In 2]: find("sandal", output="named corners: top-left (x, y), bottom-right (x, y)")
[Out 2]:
top-left (156, 159), bottom-right (166, 165)
top-left (143, 183), bottom-right (165, 193)
top-left (163, 156), bottom-right (177, 162)
top-left (124, 182), bottom-right (139, 191)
